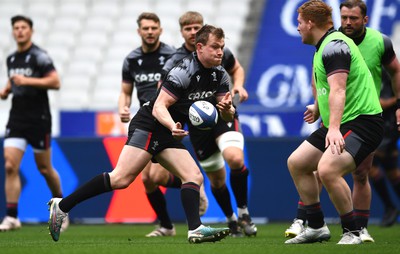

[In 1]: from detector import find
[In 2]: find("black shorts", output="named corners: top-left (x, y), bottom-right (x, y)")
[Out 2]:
top-left (127, 107), bottom-right (186, 160)
top-left (306, 114), bottom-right (384, 167)
top-left (5, 125), bottom-right (51, 150)
top-left (189, 114), bottom-right (241, 161)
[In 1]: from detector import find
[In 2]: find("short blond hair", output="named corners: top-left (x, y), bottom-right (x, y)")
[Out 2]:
top-left (179, 11), bottom-right (203, 29)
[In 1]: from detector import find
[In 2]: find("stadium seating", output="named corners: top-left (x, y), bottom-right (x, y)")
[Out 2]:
top-left (0, 0), bottom-right (251, 111)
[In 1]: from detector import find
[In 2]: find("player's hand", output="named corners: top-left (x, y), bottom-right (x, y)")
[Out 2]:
top-left (0, 88), bottom-right (9, 100)
top-left (216, 92), bottom-right (233, 112)
top-left (232, 86), bottom-right (248, 103)
top-left (217, 92), bottom-right (235, 122)
top-left (171, 122), bottom-right (188, 140)
top-left (325, 129), bottom-right (345, 155)
top-left (10, 75), bottom-right (27, 86)
top-left (119, 106), bottom-right (131, 123)
top-left (304, 104), bottom-right (320, 123)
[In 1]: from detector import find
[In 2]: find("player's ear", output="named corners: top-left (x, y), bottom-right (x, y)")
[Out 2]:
top-left (196, 42), bottom-right (202, 51)
top-left (363, 15), bottom-right (369, 25)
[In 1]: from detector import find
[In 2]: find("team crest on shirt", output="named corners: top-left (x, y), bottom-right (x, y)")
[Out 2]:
top-left (138, 59), bottom-right (143, 66)
top-left (151, 141), bottom-right (159, 150)
top-left (196, 75), bottom-right (201, 82)
top-left (10, 56), bottom-right (15, 63)
top-left (25, 54), bottom-right (31, 63)
top-left (211, 72), bottom-right (217, 81)
top-left (227, 122), bottom-right (233, 128)
top-left (159, 56), bottom-right (165, 65)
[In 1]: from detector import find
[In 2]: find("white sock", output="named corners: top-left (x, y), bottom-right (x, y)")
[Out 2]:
top-left (238, 207), bottom-right (249, 218)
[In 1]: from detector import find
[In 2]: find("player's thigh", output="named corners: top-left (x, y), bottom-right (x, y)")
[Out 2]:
top-left (3, 135), bottom-right (27, 171)
top-left (318, 149), bottom-right (355, 180)
top-left (156, 148), bottom-right (203, 184)
top-left (110, 145), bottom-right (152, 188)
top-left (288, 140), bottom-right (322, 174)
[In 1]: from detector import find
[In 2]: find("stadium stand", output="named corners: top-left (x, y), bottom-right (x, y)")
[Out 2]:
top-left (0, 0), bottom-right (254, 111)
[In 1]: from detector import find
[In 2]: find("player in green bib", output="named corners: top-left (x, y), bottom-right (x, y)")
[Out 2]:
top-left (285, 0), bottom-right (400, 243)
top-left (285, 0), bottom-right (384, 245)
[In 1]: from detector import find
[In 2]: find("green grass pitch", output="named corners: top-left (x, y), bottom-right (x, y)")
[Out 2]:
top-left (0, 223), bottom-right (399, 254)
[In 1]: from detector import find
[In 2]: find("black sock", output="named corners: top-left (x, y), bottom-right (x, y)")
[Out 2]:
top-left (230, 166), bottom-right (249, 208)
top-left (165, 173), bottom-right (182, 189)
top-left (59, 173), bottom-right (112, 213)
top-left (371, 174), bottom-right (395, 209)
top-left (305, 202), bottom-right (325, 229)
top-left (146, 188), bottom-right (173, 229)
top-left (181, 182), bottom-right (201, 230)
top-left (341, 211), bottom-right (359, 235)
top-left (354, 209), bottom-right (369, 229)
top-left (211, 184), bottom-right (234, 218)
top-left (296, 200), bottom-right (307, 223)
top-left (6, 203), bottom-right (18, 218)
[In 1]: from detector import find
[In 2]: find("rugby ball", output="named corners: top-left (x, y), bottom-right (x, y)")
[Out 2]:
top-left (189, 100), bottom-right (218, 130)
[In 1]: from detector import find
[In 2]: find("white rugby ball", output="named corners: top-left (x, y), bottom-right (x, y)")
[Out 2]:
top-left (189, 100), bottom-right (218, 130)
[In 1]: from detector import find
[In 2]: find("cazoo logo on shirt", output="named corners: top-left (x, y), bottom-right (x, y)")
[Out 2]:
top-left (9, 68), bottom-right (33, 77)
top-left (188, 90), bottom-right (215, 100)
top-left (135, 73), bottom-right (162, 83)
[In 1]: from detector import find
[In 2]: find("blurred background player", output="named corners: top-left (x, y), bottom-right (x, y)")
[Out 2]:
top-left (285, 0), bottom-right (400, 242)
top-left (370, 69), bottom-right (400, 227)
top-left (118, 12), bottom-right (208, 237)
top-left (0, 15), bottom-right (67, 232)
top-left (162, 11), bottom-right (256, 237)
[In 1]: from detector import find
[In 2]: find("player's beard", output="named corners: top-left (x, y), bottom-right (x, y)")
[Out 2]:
top-left (343, 25), bottom-right (364, 39)
top-left (142, 37), bottom-right (159, 50)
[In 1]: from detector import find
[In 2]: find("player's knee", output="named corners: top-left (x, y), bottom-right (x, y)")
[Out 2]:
top-left (194, 173), bottom-right (204, 186)
top-left (353, 170), bottom-right (368, 184)
top-left (151, 170), bottom-right (169, 186)
top-left (225, 154), bottom-right (243, 169)
top-left (111, 173), bottom-right (136, 189)
top-left (200, 152), bottom-right (224, 173)
top-left (208, 175), bottom-right (225, 189)
top-left (36, 163), bottom-right (53, 176)
top-left (287, 154), bottom-right (299, 175)
top-left (141, 174), bottom-right (156, 188)
top-left (4, 160), bottom-right (18, 175)
top-left (318, 169), bottom-right (336, 186)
